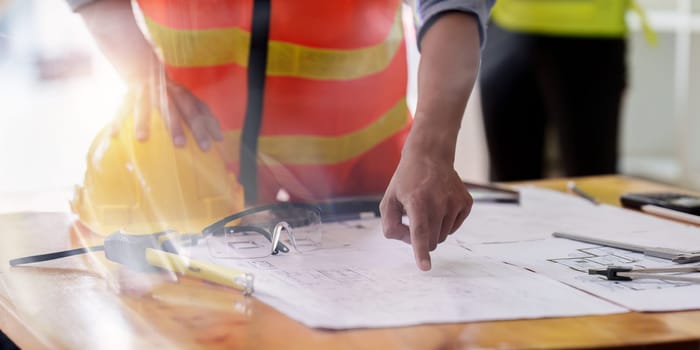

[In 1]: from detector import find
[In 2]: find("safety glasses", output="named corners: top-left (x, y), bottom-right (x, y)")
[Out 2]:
top-left (201, 203), bottom-right (322, 259)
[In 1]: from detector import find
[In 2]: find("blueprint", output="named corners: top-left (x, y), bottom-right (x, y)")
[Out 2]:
top-left (186, 219), bottom-right (625, 329)
top-left (456, 186), bottom-right (700, 250)
top-left (186, 187), bottom-right (700, 328)
top-left (466, 237), bottom-right (700, 312)
top-left (458, 187), bottom-right (700, 312)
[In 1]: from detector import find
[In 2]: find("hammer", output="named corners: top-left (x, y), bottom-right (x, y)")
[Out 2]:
top-left (9, 230), bottom-right (254, 295)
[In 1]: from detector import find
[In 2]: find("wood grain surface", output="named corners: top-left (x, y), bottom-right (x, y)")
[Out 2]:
top-left (1, 175), bottom-right (699, 349)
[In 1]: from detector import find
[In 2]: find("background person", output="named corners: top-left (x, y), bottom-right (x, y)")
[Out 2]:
top-left (479, 0), bottom-right (654, 181)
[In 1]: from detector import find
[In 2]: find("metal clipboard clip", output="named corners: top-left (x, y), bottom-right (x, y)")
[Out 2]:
top-left (589, 266), bottom-right (700, 283)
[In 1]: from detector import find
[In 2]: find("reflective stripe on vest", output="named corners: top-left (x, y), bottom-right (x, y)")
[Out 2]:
top-left (214, 98), bottom-right (409, 165)
top-left (492, 0), bottom-right (629, 37)
top-left (135, 0), bottom-right (408, 135)
top-left (142, 7), bottom-right (403, 81)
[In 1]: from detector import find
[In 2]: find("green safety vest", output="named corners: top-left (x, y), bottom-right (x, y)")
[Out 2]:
top-left (492, 0), bottom-right (656, 43)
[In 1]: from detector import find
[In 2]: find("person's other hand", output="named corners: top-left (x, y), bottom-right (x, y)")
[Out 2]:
top-left (380, 148), bottom-right (473, 271)
top-left (110, 64), bottom-right (223, 151)
top-left (77, 0), bottom-right (223, 152)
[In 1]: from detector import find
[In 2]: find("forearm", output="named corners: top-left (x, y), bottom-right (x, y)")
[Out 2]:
top-left (77, 0), bottom-right (155, 83)
top-left (409, 12), bottom-right (480, 162)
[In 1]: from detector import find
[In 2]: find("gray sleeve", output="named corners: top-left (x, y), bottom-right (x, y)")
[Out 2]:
top-left (65, 0), bottom-right (100, 12)
top-left (415, 0), bottom-right (495, 50)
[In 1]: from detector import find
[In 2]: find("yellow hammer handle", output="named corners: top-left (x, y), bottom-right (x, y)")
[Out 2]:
top-left (145, 248), bottom-right (254, 295)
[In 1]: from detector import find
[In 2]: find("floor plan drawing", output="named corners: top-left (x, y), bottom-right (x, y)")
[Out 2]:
top-left (547, 246), bottom-right (692, 291)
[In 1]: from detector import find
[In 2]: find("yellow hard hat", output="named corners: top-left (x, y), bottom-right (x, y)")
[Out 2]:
top-left (71, 111), bottom-right (245, 236)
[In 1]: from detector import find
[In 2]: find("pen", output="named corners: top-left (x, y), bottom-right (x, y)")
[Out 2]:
top-left (552, 231), bottom-right (700, 264)
top-left (567, 181), bottom-right (599, 205)
top-left (640, 204), bottom-right (700, 226)
top-left (145, 248), bottom-right (255, 295)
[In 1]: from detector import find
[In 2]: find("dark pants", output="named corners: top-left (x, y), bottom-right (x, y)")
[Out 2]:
top-left (479, 23), bottom-right (627, 181)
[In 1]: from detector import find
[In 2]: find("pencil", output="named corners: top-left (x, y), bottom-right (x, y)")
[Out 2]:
top-left (567, 181), bottom-right (599, 205)
top-left (641, 204), bottom-right (700, 226)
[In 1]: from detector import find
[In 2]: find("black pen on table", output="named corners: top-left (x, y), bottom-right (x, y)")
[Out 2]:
top-left (567, 181), bottom-right (599, 205)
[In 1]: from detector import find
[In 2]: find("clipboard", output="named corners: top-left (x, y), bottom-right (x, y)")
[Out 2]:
top-left (463, 181), bottom-right (520, 204)
top-left (313, 181), bottom-right (520, 222)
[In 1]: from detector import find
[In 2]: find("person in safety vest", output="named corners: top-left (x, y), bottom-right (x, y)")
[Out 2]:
top-left (67, 0), bottom-right (494, 271)
top-left (479, 0), bottom-right (655, 182)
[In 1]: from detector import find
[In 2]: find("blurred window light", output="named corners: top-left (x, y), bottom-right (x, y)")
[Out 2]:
top-left (0, 0), bottom-right (124, 205)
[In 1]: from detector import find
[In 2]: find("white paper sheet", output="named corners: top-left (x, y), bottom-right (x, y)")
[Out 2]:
top-left (187, 219), bottom-right (625, 329)
top-left (457, 187), bottom-right (700, 252)
top-left (458, 187), bottom-right (700, 312)
top-left (466, 238), bottom-right (700, 312)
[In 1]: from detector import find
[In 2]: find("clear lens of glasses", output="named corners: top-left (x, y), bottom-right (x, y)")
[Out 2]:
top-left (206, 204), bottom-right (321, 259)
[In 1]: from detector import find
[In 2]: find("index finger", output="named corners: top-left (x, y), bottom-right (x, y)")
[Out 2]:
top-left (404, 201), bottom-right (436, 271)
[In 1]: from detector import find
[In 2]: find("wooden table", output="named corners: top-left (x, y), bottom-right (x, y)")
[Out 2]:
top-left (2, 175), bottom-right (700, 349)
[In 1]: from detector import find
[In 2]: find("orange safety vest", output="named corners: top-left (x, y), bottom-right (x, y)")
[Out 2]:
top-left (134, 0), bottom-right (411, 203)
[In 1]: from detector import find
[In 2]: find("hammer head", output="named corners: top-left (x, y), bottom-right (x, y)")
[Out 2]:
top-left (104, 231), bottom-right (177, 272)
